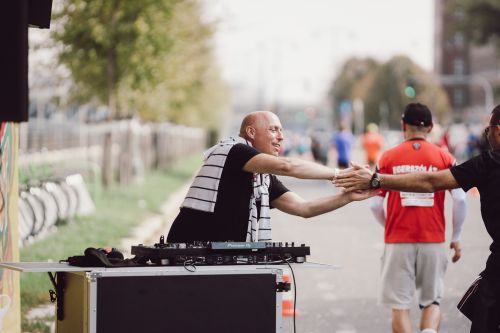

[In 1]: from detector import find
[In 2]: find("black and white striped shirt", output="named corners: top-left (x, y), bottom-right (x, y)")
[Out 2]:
top-left (167, 138), bottom-right (289, 243)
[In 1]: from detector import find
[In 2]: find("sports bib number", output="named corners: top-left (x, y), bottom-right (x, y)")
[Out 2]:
top-left (400, 192), bottom-right (434, 207)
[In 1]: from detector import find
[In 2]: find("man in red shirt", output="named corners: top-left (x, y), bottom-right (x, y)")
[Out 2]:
top-left (368, 103), bottom-right (467, 333)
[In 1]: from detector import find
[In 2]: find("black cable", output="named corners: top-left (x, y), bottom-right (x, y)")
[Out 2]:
top-left (284, 258), bottom-right (297, 333)
top-left (183, 259), bottom-right (197, 272)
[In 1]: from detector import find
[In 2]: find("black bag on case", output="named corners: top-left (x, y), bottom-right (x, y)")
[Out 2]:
top-left (65, 247), bottom-right (145, 267)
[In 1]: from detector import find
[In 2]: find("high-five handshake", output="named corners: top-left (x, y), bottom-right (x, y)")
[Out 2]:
top-left (333, 161), bottom-right (460, 194)
top-left (333, 162), bottom-right (376, 191)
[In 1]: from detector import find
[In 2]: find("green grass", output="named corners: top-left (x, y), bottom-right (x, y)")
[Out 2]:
top-left (19, 153), bottom-right (201, 312)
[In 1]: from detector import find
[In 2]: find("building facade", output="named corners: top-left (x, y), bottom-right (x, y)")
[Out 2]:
top-left (434, 0), bottom-right (499, 123)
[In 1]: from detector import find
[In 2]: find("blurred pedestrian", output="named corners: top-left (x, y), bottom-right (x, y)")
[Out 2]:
top-left (439, 127), bottom-right (452, 153)
top-left (466, 127), bottom-right (480, 159)
top-left (310, 134), bottom-right (328, 165)
top-left (367, 103), bottom-right (466, 333)
top-left (361, 123), bottom-right (384, 169)
top-left (331, 124), bottom-right (354, 169)
top-left (335, 104), bottom-right (500, 333)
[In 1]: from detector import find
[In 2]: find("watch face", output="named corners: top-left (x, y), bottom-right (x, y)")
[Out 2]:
top-left (370, 174), bottom-right (380, 188)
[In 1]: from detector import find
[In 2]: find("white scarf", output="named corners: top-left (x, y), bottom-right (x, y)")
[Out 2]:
top-left (181, 136), bottom-right (272, 241)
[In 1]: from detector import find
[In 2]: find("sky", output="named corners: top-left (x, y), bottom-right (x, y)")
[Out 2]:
top-left (203, 0), bottom-right (435, 106)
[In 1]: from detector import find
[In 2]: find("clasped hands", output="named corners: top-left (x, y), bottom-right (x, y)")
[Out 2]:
top-left (332, 162), bottom-right (379, 200)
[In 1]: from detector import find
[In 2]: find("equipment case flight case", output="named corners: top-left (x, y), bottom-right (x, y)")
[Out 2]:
top-left (1, 263), bottom-right (286, 333)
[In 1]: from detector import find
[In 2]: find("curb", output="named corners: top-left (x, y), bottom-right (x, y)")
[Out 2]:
top-left (120, 183), bottom-right (190, 256)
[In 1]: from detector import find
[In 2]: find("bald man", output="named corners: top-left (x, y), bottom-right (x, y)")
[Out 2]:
top-left (167, 111), bottom-right (375, 243)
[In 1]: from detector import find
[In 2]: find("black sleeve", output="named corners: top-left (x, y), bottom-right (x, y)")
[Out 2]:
top-left (226, 143), bottom-right (260, 172)
top-left (450, 154), bottom-right (484, 192)
top-left (269, 175), bottom-right (290, 207)
top-left (227, 144), bottom-right (289, 204)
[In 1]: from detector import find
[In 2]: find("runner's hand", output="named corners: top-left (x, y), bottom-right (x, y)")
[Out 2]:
top-left (450, 241), bottom-right (461, 263)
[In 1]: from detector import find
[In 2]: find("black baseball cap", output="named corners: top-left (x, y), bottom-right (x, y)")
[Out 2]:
top-left (402, 103), bottom-right (433, 127)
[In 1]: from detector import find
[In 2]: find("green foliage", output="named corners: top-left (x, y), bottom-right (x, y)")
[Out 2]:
top-left (330, 58), bottom-right (379, 103)
top-left (22, 317), bottom-right (53, 333)
top-left (52, 0), bottom-right (228, 128)
top-left (131, 0), bottom-right (229, 129)
top-left (52, 0), bottom-right (178, 115)
top-left (330, 58), bottom-right (379, 125)
top-left (456, 0), bottom-right (500, 46)
top-left (331, 56), bottom-right (451, 129)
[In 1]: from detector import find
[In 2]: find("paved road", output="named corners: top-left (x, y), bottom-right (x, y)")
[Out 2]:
top-left (273, 176), bottom-right (490, 333)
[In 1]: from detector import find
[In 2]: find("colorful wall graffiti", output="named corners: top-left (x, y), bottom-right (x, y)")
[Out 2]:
top-left (0, 122), bottom-right (20, 332)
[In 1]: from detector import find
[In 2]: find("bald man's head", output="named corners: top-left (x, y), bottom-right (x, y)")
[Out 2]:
top-left (239, 111), bottom-right (284, 156)
top-left (239, 111), bottom-right (269, 136)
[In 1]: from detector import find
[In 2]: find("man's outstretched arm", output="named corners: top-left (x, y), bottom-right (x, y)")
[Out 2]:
top-left (271, 189), bottom-right (377, 218)
top-left (243, 153), bottom-right (339, 180)
top-left (334, 162), bottom-right (460, 192)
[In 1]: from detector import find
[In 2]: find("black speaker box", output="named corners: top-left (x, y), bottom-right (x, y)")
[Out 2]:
top-left (28, 0), bottom-right (53, 29)
top-left (0, 0), bottom-right (53, 122)
top-left (0, 1), bottom-right (29, 122)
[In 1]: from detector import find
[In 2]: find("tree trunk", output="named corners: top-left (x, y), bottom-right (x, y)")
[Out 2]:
top-left (106, 0), bottom-right (120, 119)
top-left (102, 132), bottom-right (113, 188)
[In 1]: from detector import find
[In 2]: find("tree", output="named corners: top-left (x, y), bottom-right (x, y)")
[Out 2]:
top-left (52, 0), bottom-right (178, 117)
top-left (329, 58), bottom-right (379, 126)
top-left (456, 0), bottom-right (500, 46)
top-left (330, 56), bottom-right (450, 130)
top-left (132, 0), bottom-right (228, 129)
top-left (52, 0), bottom-right (228, 129)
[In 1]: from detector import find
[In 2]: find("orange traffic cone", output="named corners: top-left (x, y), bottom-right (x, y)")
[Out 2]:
top-left (282, 273), bottom-right (299, 317)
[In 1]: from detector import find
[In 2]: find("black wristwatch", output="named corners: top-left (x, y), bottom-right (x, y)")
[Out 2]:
top-left (370, 172), bottom-right (381, 189)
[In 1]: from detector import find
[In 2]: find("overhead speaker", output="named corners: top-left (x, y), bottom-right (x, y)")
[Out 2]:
top-left (28, 0), bottom-right (53, 29)
top-left (0, 1), bottom-right (29, 122)
top-left (0, 0), bottom-right (53, 122)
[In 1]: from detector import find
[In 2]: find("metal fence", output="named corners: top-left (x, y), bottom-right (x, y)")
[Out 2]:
top-left (18, 118), bottom-right (207, 186)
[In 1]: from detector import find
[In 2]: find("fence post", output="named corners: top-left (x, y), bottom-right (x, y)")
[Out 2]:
top-left (102, 132), bottom-right (113, 188)
top-left (119, 123), bottom-right (133, 186)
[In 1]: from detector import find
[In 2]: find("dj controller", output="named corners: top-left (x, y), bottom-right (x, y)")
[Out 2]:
top-left (131, 236), bottom-right (310, 266)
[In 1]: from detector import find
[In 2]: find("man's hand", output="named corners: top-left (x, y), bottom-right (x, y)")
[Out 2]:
top-left (333, 162), bottom-right (374, 191)
top-left (450, 241), bottom-right (461, 263)
top-left (345, 189), bottom-right (379, 201)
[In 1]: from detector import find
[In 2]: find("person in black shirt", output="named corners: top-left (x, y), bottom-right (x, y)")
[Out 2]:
top-left (335, 105), bottom-right (500, 333)
top-left (167, 111), bottom-right (375, 243)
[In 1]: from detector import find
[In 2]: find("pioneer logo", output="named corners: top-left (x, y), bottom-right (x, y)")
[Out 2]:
top-left (227, 243), bottom-right (251, 249)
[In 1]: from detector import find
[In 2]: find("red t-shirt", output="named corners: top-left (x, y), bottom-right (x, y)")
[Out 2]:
top-left (378, 139), bottom-right (455, 243)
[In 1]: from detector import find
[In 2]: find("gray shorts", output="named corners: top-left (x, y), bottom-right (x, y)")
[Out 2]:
top-left (380, 243), bottom-right (448, 310)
